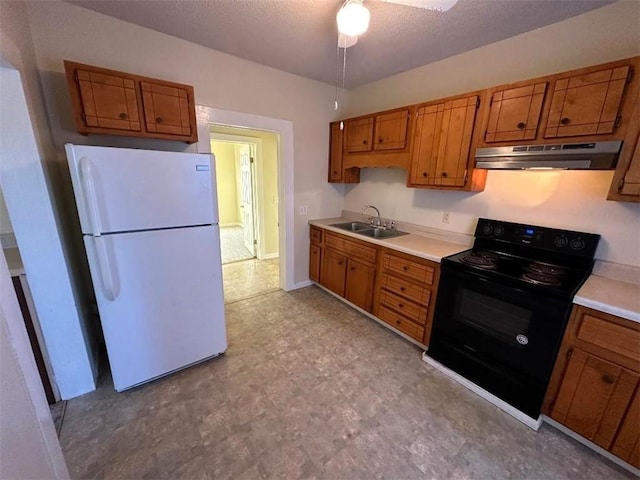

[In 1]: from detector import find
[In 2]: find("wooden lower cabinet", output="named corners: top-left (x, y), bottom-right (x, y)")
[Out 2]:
top-left (544, 305), bottom-right (640, 468)
top-left (309, 226), bottom-right (441, 345)
top-left (344, 259), bottom-right (376, 312)
top-left (373, 249), bottom-right (440, 345)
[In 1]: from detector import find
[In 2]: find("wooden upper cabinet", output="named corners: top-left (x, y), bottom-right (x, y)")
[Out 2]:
top-left (73, 68), bottom-right (141, 132)
top-left (550, 348), bottom-right (639, 451)
top-left (141, 82), bottom-right (193, 137)
top-left (373, 109), bottom-right (410, 151)
top-left (64, 60), bottom-right (198, 143)
top-left (409, 95), bottom-right (478, 188)
top-left (485, 82), bottom-right (547, 142)
top-left (345, 117), bottom-right (374, 153)
top-left (545, 65), bottom-right (631, 139)
top-left (328, 121), bottom-right (359, 183)
top-left (609, 94), bottom-right (640, 202)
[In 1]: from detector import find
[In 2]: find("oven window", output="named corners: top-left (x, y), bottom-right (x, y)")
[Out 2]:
top-left (455, 288), bottom-right (532, 343)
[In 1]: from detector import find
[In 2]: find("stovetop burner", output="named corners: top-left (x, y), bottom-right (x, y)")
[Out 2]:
top-left (527, 262), bottom-right (567, 276)
top-left (460, 251), bottom-right (498, 269)
top-left (521, 271), bottom-right (563, 286)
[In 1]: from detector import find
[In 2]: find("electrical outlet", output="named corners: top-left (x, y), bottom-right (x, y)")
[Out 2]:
top-left (442, 211), bottom-right (451, 224)
top-left (299, 205), bottom-right (308, 215)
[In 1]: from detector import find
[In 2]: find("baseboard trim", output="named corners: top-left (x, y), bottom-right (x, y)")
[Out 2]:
top-left (292, 280), bottom-right (313, 290)
top-left (422, 352), bottom-right (542, 431)
top-left (542, 415), bottom-right (640, 476)
top-left (220, 223), bottom-right (242, 228)
top-left (263, 253), bottom-right (279, 260)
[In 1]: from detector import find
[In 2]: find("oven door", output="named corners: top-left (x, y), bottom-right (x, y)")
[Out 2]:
top-left (430, 264), bottom-right (572, 383)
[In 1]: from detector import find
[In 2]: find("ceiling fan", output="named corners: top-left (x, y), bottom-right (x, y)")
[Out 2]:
top-left (337, 0), bottom-right (458, 47)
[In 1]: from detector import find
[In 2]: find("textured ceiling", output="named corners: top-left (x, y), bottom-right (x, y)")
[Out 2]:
top-left (66, 0), bottom-right (615, 88)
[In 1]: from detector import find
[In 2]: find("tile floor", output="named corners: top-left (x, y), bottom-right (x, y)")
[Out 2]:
top-left (222, 257), bottom-right (279, 304)
top-left (60, 287), bottom-right (634, 479)
top-left (220, 226), bottom-right (254, 265)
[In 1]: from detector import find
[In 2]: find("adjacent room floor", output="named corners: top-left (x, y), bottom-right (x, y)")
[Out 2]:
top-left (58, 287), bottom-right (633, 479)
top-left (220, 226), bottom-right (254, 264)
top-left (222, 257), bottom-right (279, 304)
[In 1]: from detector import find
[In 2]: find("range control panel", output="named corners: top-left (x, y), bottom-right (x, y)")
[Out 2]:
top-left (475, 218), bottom-right (601, 258)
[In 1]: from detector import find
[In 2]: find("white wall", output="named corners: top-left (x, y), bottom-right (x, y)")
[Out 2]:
top-left (0, 189), bottom-right (14, 235)
top-left (26, 0), bottom-right (345, 285)
top-left (345, 1), bottom-right (640, 267)
top-left (211, 141), bottom-right (240, 226)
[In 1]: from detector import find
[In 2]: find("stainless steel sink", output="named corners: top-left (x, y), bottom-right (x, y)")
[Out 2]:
top-left (357, 228), bottom-right (409, 239)
top-left (330, 222), bottom-right (371, 232)
top-left (330, 221), bottom-right (408, 240)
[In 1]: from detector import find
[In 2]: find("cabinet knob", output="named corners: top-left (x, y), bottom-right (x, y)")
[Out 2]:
top-left (350, 267), bottom-right (355, 271)
top-left (155, 117), bottom-right (163, 123)
top-left (363, 140), bottom-right (367, 145)
top-left (378, 138), bottom-right (383, 144)
top-left (398, 303), bottom-right (404, 308)
top-left (560, 117), bottom-right (570, 125)
top-left (338, 261), bottom-right (344, 266)
top-left (119, 112), bottom-right (128, 119)
top-left (442, 172), bottom-right (448, 178)
top-left (602, 374), bottom-right (616, 385)
top-left (517, 122), bottom-right (526, 129)
top-left (422, 172), bottom-right (428, 177)
top-left (400, 286), bottom-right (406, 292)
top-left (333, 170), bottom-right (338, 174)
top-left (395, 320), bottom-right (401, 325)
top-left (403, 266), bottom-right (409, 271)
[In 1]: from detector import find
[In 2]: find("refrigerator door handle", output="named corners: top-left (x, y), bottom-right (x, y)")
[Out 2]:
top-left (79, 156), bottom-right (103, 236)
top-left (94, 236), bottom-right (119, 301)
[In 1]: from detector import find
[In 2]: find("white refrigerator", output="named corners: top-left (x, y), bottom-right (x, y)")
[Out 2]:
top-left (65, 144), bottom-right (227, 392)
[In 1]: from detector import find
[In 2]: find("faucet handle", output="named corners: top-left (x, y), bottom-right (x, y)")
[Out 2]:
top-left (390, 221), bottom-right (396, 230)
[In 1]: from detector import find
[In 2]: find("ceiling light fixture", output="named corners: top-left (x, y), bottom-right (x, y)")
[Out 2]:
top-left (337, 0), bottom-right (371, 37)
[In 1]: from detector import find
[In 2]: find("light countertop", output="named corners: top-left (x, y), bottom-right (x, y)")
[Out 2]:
top-left (574, 275), bottom-right (640, 323)
top-left (309, 217), bottom-right (470, 263)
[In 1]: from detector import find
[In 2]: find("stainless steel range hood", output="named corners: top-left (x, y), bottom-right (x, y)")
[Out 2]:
top-left (475, 141), bottom-right (622, 170)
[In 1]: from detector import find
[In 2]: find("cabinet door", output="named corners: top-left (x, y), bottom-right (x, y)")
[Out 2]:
top-left (373, 109), bottom-right (409, 151)
top-left (611, 390), bottom-right (640, 468)
top-left (345, 259), bottom-right (376, 313)
top-left (620, 132), bottom-right (640, 196)
top-left (345, 117), bottom-right (374, 153)
top-left (309, 244), bottom-right (321, 283)
top-left (551, 348), bottom-right (639, 450)
top-left (328, 121), bottom-right (345, 182)
top-left (545, 66), bottom-right (630, 138)
top-left (75, 68), bottom-right (141, 131)
top-left (432, 96), bottom-right (478, 187)
top-left (320, 249), bottom-right (347, 297)
top-left (408, 104), bottom-right (440, 186)
top-left (140, 81), bottom-right (194, 137)
top-left (485, 83), bottom-right (547, 142)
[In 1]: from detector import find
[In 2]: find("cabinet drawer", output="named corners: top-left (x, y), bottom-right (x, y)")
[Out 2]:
top-left (310, 227), bottom-right (323, 246)
top-left (379, 272), bottom-right (430, 306)
top-left (378, 305), bottom-right (425, 342)
top-left (325, 232), bottom-right (377, 265)
top-left (379, 290), bottom-right (428, 325)
top-left (576, 313), bottom-right (640, 365)
top-left (382, 252), bottom-right (434, 285)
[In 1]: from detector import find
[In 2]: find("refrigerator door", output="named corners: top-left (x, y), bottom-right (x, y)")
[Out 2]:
top-left (84, 224), bottom-right (227, 391)
top-left (66, 144), bottom-right (218, 235)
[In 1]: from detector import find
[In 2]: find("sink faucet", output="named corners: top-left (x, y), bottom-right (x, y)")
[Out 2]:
top-left (360, 205), bottom-right (382, 227)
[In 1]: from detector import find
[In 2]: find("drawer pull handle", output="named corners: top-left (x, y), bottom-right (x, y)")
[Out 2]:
top-left (155, 117), bottom-right (163, 123)
top-left (403, 266), bottom-right (409, 271)
top-left (517, 122), bottom-right (526, 129)
top-left (560, 117), bottom-right (570, 125)
top-left (395, 320), bottom-right (401, 325)
top-left (398, 303), bottom-right (404, 308)
top-left (119, 112), bottom-right (128, 119)
top-left (363, 140), bottom-right (368, 145)
top-left (602, 374), bottom-right (616, 385)
top-left (400, 287), bottom-right (406, 292)
top-left (422, 172), bottom-right (428, 177)
top-left (442, 172), bottom-right (448, 178)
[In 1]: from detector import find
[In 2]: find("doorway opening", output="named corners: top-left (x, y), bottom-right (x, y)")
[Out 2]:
top-left (210, 127), bottom-right (280, 303)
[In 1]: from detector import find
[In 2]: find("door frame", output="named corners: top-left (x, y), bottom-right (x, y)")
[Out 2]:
top-left (198, 107), bottom-right (293, 291)
top-left (211, 134), bottom-right (267, 260)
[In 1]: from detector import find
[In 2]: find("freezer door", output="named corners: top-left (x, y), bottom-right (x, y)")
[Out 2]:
top-left (84, 225), bottom-right (226, 391)
top-left (66, 144), bottom-right (218, 235)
